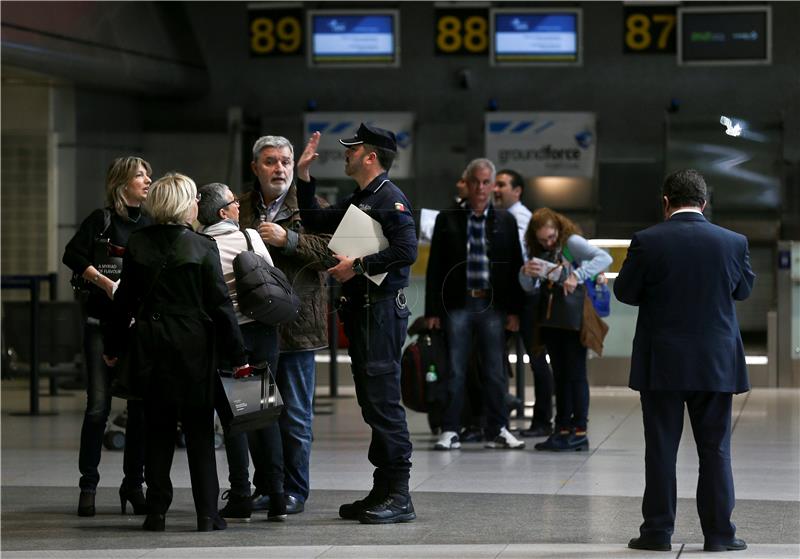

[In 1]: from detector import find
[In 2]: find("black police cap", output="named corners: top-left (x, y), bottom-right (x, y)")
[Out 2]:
top-left (339, 123), bottom-right (397, 153)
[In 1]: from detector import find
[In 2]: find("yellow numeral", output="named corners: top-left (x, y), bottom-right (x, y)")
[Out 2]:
top-left (652, 14), bottom-right (675, 50)
top-left (437, 15), bottom-right (462, 53)
top-left (251, 17), bottom-right (275, 54)
top-left (276, 16), bottom-right (301, 53)
top-left (625, 13), bottom-right (651, 51)
top-left (463, 16), bottom-right (487, 53)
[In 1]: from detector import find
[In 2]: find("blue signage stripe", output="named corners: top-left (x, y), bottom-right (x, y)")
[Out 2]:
top-left (308, 122), bottom-right (329, 133)
top-left (534, 121), bottom-right (554, 134)
top-left (330, 122), bottom-right (352, 133)
top-left (489, 122), bottom-right (511, 133)
top-left (511, 121), bottom-right (533, 133)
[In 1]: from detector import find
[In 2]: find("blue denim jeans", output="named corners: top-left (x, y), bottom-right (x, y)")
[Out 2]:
top-left (79, 323), bottom-right (145, 491)
top-left (272, 350), bottom-right (315, 503)
top-left (442, 297), bottom-right (508, 439)
top-left (219, 321), bottom-right (280, 497)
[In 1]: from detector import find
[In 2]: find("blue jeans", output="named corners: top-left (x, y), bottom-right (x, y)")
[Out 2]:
top-left (219, 321), bottom-right (280, 497)
top-left (272, 350), bottom-right (315, 503)
top-left (78, 323), bottom-right (145, 491)
top-left (540, 327), bottom-right (588, 430)
top-left (442, 297), bottom-right (508, 439)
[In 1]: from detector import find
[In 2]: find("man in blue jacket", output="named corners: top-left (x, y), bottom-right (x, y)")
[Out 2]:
top-left (615, 169), bottom-right (755, 553)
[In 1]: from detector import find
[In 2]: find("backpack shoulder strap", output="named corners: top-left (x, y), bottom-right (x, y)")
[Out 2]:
top-left (242, 230), bottom-right (255, 252)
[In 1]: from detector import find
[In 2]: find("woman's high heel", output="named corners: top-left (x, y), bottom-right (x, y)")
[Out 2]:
top-left (197, 515), bottom-right (227, 532)
top-left (77, 490), bottom-right (96, 517)
top-left (142, 513), bottom-right (165, 531)
top-left (119, 486), bottom-right (147, 515)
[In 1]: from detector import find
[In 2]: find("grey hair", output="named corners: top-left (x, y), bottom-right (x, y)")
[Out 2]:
top-left (196, 182), bottom-right (232, 226)
top-left (252, 135), bottom-right (294, 161)
top-left (464, 158), bottom-right (496, 183)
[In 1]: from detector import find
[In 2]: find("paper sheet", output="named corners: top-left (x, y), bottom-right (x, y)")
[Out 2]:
top-left (328, 205), bottom-right (389, 286)
top-left (418, 208), bottom-right (440, 244)
top-left (530, 257), bottom-right (563, 281)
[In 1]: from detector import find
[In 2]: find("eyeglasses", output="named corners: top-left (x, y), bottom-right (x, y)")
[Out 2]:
top-left (217, 197), bottom-right (240, 212)
top-left (195, 193), bottom-right (202, 202)
top-left (536, 232), bottom-right (558, 246)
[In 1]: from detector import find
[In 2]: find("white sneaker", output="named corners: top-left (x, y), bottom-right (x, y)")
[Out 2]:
top-left (484, 427), bottom-right (526, 449)
top-left (434, 430), bottom-right (461, 450)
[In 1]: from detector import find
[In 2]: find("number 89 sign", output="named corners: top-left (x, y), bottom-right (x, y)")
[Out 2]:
top-left (249, 8), bottom-right (304, 57)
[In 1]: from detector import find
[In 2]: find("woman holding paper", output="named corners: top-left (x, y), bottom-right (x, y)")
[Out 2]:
top-left (519, 208), bottom-right (612, 452)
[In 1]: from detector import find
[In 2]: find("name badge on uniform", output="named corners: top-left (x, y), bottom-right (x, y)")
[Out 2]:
top-left (358, 203), bottom-right (372, 210)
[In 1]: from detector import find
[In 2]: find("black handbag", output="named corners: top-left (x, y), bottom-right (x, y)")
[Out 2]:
top-left (70, 209), bottom-right (124, 298)
top-left (539, 281), bottom-right (585, 331)
top-left (216, 365), bottom-right (284, 436)
top-left (233, 231), bottom-right (300, 325)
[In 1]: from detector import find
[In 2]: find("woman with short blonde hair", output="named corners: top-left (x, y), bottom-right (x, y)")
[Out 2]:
top-left (106, 172), bottom-right (248, 532)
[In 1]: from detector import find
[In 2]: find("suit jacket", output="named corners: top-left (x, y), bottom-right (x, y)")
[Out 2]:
top-left (614, 212), bottom-right (755, 393)
top-left (105, 224), bottom-right (246, 407)
top-left (425, 206), bottom-right (523, 318)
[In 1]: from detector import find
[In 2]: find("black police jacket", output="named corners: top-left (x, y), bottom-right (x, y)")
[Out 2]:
top-left (296, 173), bottom-right (417, 298)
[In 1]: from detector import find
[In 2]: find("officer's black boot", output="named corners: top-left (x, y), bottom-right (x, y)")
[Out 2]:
top-left (358, 479), bottom-right (416, 524)
top-left (339, 475), bottom-right (389, 520)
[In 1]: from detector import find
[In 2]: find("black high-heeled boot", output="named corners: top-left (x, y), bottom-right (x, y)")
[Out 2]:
top-left (119, 486), bottom-right (147, 515)
top-left (143, 513), bottom-right (166, 531)
top-left (77, 490), bottom-right (96, 517)
top-left (197, 514), bottom-right (227, 532)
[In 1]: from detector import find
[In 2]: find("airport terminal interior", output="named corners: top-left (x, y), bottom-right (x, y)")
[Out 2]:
top-left (2, 1), bottom-right (799, 558)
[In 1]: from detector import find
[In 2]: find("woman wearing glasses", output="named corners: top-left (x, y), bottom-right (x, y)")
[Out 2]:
top-left (519, 208), bottom-right (612, 452)
top-left (195, 182), bottom-right (287, 521)
top-left (104, 173), bottom-right (248, 531)
top-left (63, 156), bottom-right (153, 518)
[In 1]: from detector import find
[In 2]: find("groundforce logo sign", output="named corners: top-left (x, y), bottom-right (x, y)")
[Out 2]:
top-left (303, 112), bottom-right (414, 179)
top-left (485, 112), bottom-right (596, 178)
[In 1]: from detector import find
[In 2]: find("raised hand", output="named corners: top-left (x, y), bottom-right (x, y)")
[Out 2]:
top-left (297, 131), bottom-right (321, 181)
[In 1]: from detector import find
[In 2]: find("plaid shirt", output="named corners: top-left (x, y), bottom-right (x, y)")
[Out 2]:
top-left (466, 209), bottom-right (490, 289)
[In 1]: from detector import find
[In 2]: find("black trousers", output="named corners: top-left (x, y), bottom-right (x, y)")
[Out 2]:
top-left (639, 390), bottom-right (737, 545)
top-left (340, 296), bottom-right (412, 487)
top-left (144, 399), bottom-right (219, 518)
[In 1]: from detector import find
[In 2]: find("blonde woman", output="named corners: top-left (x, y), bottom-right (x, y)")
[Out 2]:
top-left (63, 156), bottom-right (152, 517)
top-left (104, 173), bottom-right (248, 532)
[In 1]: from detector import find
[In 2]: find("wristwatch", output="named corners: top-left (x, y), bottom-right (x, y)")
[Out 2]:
top-left (352, 258), bottom-right (366, 275)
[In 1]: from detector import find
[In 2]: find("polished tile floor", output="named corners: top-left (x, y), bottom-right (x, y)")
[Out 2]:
top-left (1, 380), bottom-right (798, 558)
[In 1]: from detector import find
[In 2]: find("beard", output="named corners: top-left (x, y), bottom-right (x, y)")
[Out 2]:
top-left (262, 178), bottom-right (290, 201)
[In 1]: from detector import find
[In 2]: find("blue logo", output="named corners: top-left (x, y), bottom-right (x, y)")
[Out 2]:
top-left (396, 131), bottom-right (412, 149)
top-left (510, 18), bottom-right (529, 31)
top-left (327, 19), bottom-right (347, 33)
top-left (574, 130), bottom-right (593, 149)
top-left (307, 121), bottom-right (353, 134)
top-left (488, 120), bottom-right (553, 135)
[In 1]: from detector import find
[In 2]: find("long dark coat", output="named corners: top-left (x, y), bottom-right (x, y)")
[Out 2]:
top-left (105, 224), bottom-right (246, 407)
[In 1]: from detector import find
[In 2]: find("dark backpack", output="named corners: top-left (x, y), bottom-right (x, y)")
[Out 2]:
top-left (233, 231), bottom-right (300, 326)
top-left (401, 322), bottom-right (449, 415)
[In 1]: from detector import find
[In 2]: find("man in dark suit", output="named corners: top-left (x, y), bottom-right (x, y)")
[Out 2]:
top-left (614, 169), bottom-right (755, 553)
top-left (425, 158), bottom-right (525, 451)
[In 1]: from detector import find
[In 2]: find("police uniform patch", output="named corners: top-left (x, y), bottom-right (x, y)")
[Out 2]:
top-left (394, 202), bottom-right (405, 212)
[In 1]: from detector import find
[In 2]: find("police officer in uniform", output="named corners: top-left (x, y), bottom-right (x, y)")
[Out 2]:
top-left (295, 123), bottom-right (417, 524)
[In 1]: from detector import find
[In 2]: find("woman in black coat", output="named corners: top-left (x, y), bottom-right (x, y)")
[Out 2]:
top-left (62, 156), bottom-right (153, 517)
top-left (104, 172), bottom-right (249, 532)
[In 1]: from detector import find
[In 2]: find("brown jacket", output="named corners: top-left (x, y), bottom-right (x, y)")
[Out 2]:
top-left (239, 182), bottom-right (331, 352)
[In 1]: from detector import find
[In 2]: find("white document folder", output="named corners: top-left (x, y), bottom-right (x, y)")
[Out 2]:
top-left (328, 205), bottom-right (389, 286)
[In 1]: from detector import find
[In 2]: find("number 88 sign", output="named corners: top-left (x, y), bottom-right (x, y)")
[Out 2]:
top-left (249, 8), bottom-right (304, 57)
top-left (435, 9), bottom-right (489, 55)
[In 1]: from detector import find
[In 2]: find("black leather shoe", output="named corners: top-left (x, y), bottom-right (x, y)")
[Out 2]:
top-left (197, 514), bottom-right (227, 532)
top-left (285, 495), bottom-right (304, 515)
top-left (534, 431), bottom-right (570, 451)
top-left (519, 424), bottom-right (553, 438)
top-left (359, 496), bottom-right (416, 524)
top-left (628, 537), bottom-right (671, 551)
top-left (119, 485), bottom-right (147, 515)
top-left (77, 490), bottom-right (96, 517)
top-left (251, 493), bottom-right (269, 512)
top-left (704, 538), bottom-right (747, 552)
top-left (267, 493), bottom-right (287, 521)
top-left (219, 490), bottom-right (252, 521)
top-left (143, 513), bottom-right (166, 532)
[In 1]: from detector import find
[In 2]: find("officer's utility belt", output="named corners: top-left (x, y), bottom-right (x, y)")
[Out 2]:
top-left (338, 288), bottom-right (407, 310)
